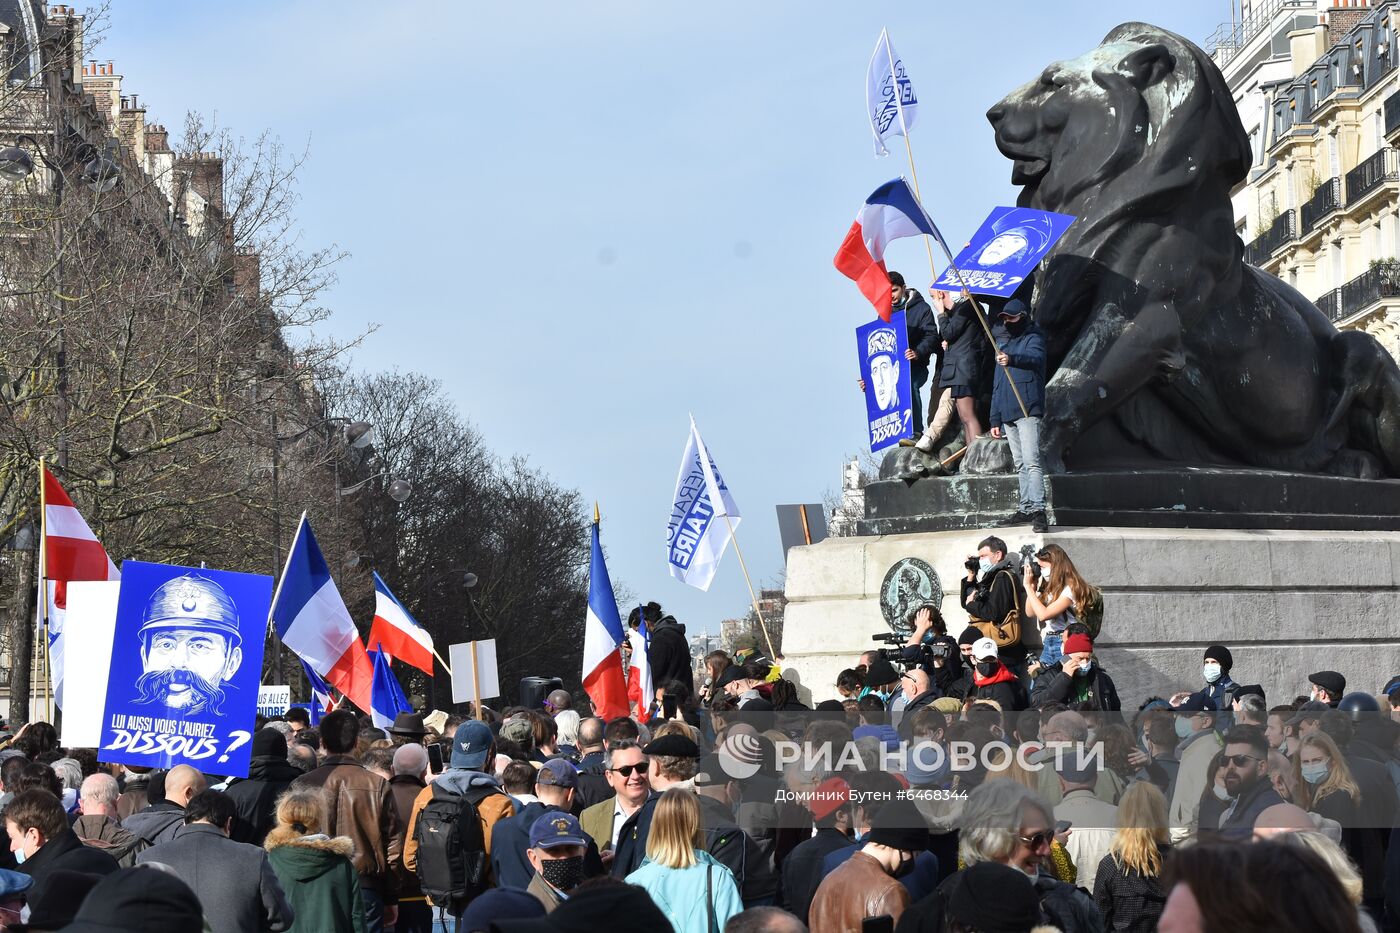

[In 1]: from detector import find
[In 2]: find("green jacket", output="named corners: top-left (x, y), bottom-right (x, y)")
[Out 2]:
top-left (266, 830), bottom-right (367, 933)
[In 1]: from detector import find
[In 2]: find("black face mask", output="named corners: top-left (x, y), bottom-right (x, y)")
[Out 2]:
top-left (976, 661), bottom-right (998, 678)
top-left (1002, 316), bottom-right (1027, 333)
top-left (892, 853), bottom-right (916, 879)
top-left (540, 855), bottom-right (585, 893)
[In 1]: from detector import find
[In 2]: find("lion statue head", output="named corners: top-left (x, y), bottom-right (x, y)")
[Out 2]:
top-left (987, 23), bottom-right (1253, 349)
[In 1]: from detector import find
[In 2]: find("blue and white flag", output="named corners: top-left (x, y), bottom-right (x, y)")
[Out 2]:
top-left (931, 207), bottom-right (1077, 297)
top-left (666, 417), bottom-right (741, 592)
top-left (301, 658), bottom-right (332, 726)
top-left (867, 28), bottom-right (918, 157)
top-left (368, 648), bottom-right (411, 730)
top-left (856, 310), bottom-right (913, 452)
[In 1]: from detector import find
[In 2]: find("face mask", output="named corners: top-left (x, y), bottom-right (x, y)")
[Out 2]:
top-left (1301, 762), bottom-right (1330, 785)
top-left (1075, 660), bottom-right (1094, 677)
top-left (1203, 664), bottom-right (1221, 684)
top-left (1175, 717), bottom-right (1194, 740)
top-left (976, 661), bottom-right (997, 678)
top-left (978, 558), bottom-right (995, 574)
top-left (11, 848), bottom-right (24, 865)
top-left (892, 853), bottom-right (916, 879)
top-left (1212, 784), bottom-right (1231, 801)
top-left (540, 855), bottom-right (585, 893)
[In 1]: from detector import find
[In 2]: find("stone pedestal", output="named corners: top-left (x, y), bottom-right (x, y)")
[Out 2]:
top-left (781, 525), bottom-right (1400, 710)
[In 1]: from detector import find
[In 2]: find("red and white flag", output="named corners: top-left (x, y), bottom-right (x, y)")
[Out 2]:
top-left (367, 571), bottom-right (435, 676)
top-left (41, 465), bottom-right (120, 709)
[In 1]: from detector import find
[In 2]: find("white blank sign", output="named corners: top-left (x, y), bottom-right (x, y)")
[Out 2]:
top-left (61, 581), bottom-right (122, 748)
top-left (449, 640), bottom-right (500, 703)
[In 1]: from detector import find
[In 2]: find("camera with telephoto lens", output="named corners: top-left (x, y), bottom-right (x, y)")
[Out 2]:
top-left (964, 556), bottom-right (981, 573)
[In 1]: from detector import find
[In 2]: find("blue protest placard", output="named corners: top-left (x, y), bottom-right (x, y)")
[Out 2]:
top-left (99, 560), bottom-right (272, 777)
top-left (856, 310), bottom-right (913, 452)
top-left (932, 207), bottom-right (1075, 297)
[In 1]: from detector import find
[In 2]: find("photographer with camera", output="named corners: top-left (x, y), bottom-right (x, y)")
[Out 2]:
top-left (962, 536), bottom-right (1030, 675)
top-left (903, 605), bottom-right (964, 695)
top-left (1023, 544), bottom-right (1102, 677)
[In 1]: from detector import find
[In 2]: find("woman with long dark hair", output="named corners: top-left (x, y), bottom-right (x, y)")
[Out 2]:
top-left (1024, 544), bottom-right (1100, 672)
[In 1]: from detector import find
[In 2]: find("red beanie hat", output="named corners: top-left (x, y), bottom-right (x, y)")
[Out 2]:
top-left (1063, 632), bottom-right (1094, 655)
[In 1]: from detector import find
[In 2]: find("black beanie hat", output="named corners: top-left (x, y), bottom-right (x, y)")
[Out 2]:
top-left (864, 658), bottom-right (900, 688)
top-left (958, 627), bottom-right (981, 647)
top-left (947, 861), bottom-right (1043, 933)
top-left (252, 727), bottom-right (288, 759)
top-left (1204, 645), bottom-right (1234, 674)
top-left (867, 798), bottom-right (928, 852)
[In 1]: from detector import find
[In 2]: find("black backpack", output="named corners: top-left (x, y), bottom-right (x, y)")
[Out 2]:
top-left (703, 823), bottom-right (748, 900)
top-left (413, 781), bottom-right (501, 906)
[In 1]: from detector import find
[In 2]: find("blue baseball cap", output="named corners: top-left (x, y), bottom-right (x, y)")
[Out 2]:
top-left (528, 811), bottom-right (587, 850)
top-left (0, 868), bottom-right (31, 897)
top-left (535, 758), bottom-right (577, 789)
top-left (451, 720), bottom-right (494, 770)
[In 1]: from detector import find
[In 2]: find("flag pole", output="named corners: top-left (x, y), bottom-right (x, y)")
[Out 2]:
top-left (883, 28), bottom-right (938, 285)
top-left (37, 458), bottom-right (51, 723)
top-left (721, 515), bottom-right (777, 662)
top-left (433, 647), bottom-right (453, 677)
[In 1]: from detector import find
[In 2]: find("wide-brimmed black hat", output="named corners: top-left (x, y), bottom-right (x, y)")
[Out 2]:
top-left (389, 712), bottom-right (427, 737)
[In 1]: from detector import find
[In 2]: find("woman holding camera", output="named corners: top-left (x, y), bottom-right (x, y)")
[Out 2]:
top-left (1023, 544), bottom-right (1100, 672)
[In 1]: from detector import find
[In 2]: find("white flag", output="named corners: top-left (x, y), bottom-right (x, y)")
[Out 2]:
top-left (665, 417), bottom-right (741, 591)
top-left (867, 28), bottom-right (918, 157)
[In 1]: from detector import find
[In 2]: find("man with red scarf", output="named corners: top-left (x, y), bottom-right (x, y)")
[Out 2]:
top-left (969, 637), bottom-right (1028, 711)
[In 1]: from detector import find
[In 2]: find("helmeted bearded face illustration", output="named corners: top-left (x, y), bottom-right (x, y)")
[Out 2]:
top-left (134, 574), bottom-right (243, 716)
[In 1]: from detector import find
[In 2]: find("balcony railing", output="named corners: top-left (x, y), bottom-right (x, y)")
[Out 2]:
top-left (1346, 147), bottom-right (1400, 201)
top-left (1314, 287), bottom-right (1343, 323)
top-left (1337, 266), bottom-right (1400, 321)
top-left (1301, 178), bottom-right (1342, 233)
top-left (1386, 89), bottom-right (1400, 137)
top-left (1248, 210), bottom-right (1295, 264)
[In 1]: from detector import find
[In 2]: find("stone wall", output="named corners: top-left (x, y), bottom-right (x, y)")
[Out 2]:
top-left (781, 526), bottom-right (1400, 710)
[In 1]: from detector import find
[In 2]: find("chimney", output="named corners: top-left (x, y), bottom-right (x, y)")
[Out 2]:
top-left (81, 59), bottom-right (122, 126)
top-left (1290, 24), bottom-right (1329, 77)
top-left (1326, 3), bottom-right (1370, 49)
top-left (117, 93), bottom-right (145, 164)
top-left (144, 123), bottom-right (171, 154)
top-left (175, 152), bottom-right (224, 212)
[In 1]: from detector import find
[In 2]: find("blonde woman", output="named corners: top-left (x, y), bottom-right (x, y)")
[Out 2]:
top-left (1275, 830), bottom-right (1378, 933)
top-left (1297, 732), bottom-right (1365, 871)
top-left (625, 788), bottom-right (742, 933)
top-left (264, 785), bottom-right (365, 933)
top-left (1093, 781), bottom-right (1171, 933)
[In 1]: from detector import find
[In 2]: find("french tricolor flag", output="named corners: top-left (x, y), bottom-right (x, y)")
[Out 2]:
top-left (271, 513), bottom-right (374, 714)
top-left (833, 177), bottom-right (946, 321)
top-left (582, 513), bottom-right (629, 721)
top-left (41, 466), bottom-right (120, 709)
top-left (367, 571), bottom-right (435, 676)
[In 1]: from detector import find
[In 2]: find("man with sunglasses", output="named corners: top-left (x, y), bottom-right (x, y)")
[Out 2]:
top-left (579, 740), bottom-right (650, 861)
top-left (1216, 726), bottom-right (1283, 839)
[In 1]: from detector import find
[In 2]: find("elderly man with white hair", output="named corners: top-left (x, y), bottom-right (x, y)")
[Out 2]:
top-left (897, 779), bottom-right (1103, 933)
top-left (73, 773), bottom-right (138, 866)
top-left (388, 742), bottom-right (431, 933)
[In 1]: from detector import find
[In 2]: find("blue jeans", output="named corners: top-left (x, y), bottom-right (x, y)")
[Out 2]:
top-left (361, 888), bottom-right (385, 933)
top-left (1004, 416), bottom-right (1046, 512)
top-left (1040, 632), bottom-right (1064, 667)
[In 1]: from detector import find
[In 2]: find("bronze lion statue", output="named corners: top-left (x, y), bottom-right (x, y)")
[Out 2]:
top-left (987, 22), bottom-right (1400, 477)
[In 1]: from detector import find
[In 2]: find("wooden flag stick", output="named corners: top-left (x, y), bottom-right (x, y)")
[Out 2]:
top-left (722, 515), bottom-right (777, 662)
top-left (433, 647), bottom-right (454, 678)
top-left (470, 640), bottom-right (481, 720)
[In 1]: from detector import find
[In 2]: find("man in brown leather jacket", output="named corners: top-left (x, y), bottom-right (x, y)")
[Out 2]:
top-left (292, 708), bottom-right (402, 933)
top-left (808, 798), bottom-right (926, 932)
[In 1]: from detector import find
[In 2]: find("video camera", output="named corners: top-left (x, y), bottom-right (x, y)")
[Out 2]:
top-left (870, 634), bottom-right (950, 669)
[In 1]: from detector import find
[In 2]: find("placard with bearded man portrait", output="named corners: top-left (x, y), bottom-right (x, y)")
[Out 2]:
top-left (99, 560), bottom-right (271, 777)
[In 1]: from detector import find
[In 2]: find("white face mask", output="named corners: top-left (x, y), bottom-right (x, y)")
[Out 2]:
top-left (1203, 663), bottom-right (1222, 684)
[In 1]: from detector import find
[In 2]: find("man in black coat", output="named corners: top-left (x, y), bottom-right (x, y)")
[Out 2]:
top-left (1319, 710), bottom-right (1396, 916)
top-left (1028, 633), bottom-right (1122, 711)
top-left (891, 271), bottom-right (941, 432)
top-left (1217, 726), bottom-right (1284, 839)
top-left (962, 536), bottom-right (1029, 672)
top-left (632, 603), bottom-right (692, 694)
top-left (8, 789), bottom-right (118, 906)
top-left (780, 778), bottom-right (855, 926)
top-left (225, 728), bottom-right (303, 845)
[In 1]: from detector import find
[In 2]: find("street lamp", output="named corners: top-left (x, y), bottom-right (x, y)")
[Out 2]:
top-left (0, 134), bottom-right (122, 192)
top-left (338, 471), bottom-right (413, 502)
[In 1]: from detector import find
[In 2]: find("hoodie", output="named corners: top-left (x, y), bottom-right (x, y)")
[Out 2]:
top-left (265, 831), bottom-right (367, 933)
top-left (122, 802), bottom-right (185, 850)
top-left (972, 661), bottom-right (1028, 711)
top-left (402, 769), bottom-right (515, 889)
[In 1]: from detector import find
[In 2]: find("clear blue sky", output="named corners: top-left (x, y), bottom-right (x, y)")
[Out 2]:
top-left (103, 1), bottom-right (1230, 639)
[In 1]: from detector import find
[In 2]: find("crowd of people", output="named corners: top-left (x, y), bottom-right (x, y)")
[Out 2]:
top-left (0, 549), bottom-right (1393, 933)
top-left (859, 270), bottom-right (1049, 532)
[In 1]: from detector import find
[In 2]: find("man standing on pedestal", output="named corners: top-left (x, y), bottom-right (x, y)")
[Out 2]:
top-left (989, 299), bottom-right (1048, 533)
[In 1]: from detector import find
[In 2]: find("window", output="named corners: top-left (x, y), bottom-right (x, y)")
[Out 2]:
top-left (1329, 133), bottom-right (1341, 177)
